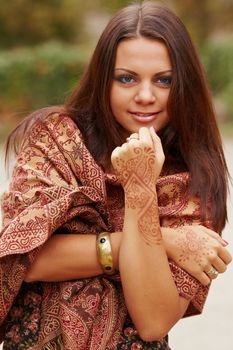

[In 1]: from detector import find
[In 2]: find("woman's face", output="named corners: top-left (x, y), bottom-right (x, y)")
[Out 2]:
top-left (110, 36), bottom-right (172, 136)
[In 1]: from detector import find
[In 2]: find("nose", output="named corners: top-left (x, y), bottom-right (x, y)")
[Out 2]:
top-left (134, 82), bottom-right (156, 104)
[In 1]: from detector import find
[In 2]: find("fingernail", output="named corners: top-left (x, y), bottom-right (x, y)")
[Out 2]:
top-left (222, 239), bottom-right (229, 246)
top-left (153, 127), bottom-right (157, 133)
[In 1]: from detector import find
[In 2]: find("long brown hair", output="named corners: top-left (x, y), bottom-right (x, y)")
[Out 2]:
top-left (6, 1), bottom-right (228, 231)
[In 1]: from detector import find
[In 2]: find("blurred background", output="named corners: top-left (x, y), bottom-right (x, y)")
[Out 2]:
top-left (0, 0), bottom-right (232, 349)
top-left (0, 0), bottom-right (233, 136)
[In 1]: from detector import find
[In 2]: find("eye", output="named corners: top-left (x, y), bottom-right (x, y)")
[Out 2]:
top-left (156, 76), bottom-right (172, 87)
top-left (114, 74), bottom-right (136, 84)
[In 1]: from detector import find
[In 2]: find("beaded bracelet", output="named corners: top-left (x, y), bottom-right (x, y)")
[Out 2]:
top-left (96, 232), bottom-right (115, 275)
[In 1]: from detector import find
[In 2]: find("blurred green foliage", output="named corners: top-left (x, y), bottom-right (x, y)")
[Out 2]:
top-left (0, 42), bottom-right (87, 112)
top-left (0, 0), bottom-right (86, 48)
top-left (0, 0), bottom-right (232, 133)
top-left (203, 41), bottom-right (233, 93)
top-left (203, 40), bottom-right (233, 121)
top-left (1, 0), bottom-right (233, 49)
top-left (173, 0), bottom-right (233, 47)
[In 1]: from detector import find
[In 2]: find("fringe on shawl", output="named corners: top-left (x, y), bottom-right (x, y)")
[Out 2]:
top-left (42, 335), bottom-right (63, 350)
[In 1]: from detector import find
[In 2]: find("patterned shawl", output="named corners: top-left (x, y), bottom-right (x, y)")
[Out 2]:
top-left (0, 108), bottom-right (210, 349)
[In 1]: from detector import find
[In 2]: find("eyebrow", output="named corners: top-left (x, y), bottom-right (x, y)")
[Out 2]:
top-left (114, 68), bottom-right (172, 76)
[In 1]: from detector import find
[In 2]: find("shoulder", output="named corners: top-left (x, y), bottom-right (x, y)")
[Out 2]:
top-left (23, 106), bottom-right (82, 146)
top-left (25, 106), bottom-right (74, 132)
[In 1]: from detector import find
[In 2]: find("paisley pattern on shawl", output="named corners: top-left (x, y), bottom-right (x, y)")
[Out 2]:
top-left (0, 108), bottom-right (211, 349)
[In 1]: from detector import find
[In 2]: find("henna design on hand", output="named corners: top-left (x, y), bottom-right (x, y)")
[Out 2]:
top-left (113, 145), bottom-right (162, 246)
top-left (176, 228), bottom-right (211, 266)
top-left (138, 200), bottom-right (162, 246)
top-left (114, 146), bottom-right (156, 186)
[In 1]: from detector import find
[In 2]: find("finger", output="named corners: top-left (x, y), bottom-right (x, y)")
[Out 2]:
top-left (218, 247), bottom-right (232, 265)
top-left (127, 139), bottom-right (140, 146)
top-left (138, 127), bottom-right (153, 146)
top-left (121, 143), bottom-right (129, 152)
top-left (211, 256), bottom-right (227, 273)
top-left (149, 126), bottom-right (165, 161)
top-left (205, 266), bottom-right (219, 280)
top-left (202, 227), bottom-right (228, 246)
top-left (111, 146), bottom-right (121, 157)
top-left (111, 146), bottom-right (121, 165)
top-left (196, 272), bottom-right (211, 286)
top-left (127, 133), bottom-right (139, 142)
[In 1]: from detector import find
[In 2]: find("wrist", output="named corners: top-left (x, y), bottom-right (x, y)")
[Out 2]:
top-left (109, 232), bottom-right (121, 270)
top-left (96, 232), bottom-right (121, 274)
top-left (124, 188), bottom-right (158, 212)
top-left (124, 184), bottom-right (157, 196)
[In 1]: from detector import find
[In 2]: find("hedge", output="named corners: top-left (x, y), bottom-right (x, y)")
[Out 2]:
top-left (202, 39), bottom-right (233, 121)
top-left (0, 41), bottom-right (88, 113)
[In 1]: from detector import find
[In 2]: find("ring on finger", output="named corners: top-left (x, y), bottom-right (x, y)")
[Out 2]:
top-left (206, 266), bottom-right (219, 279)
top-left (126, 135), bottom-right (139, 142)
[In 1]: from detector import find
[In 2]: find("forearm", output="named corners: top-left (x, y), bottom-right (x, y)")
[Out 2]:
top-left (119, 193), bottom-right (187, 340)
top-left (25, 232), bottom-right (121, 282)
top-left (24, 226), bottom-right (194, 284)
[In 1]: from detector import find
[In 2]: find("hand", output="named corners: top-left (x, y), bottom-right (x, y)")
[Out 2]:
top-left (162, 225), bottom-right (232, 286)
top-left (111, 127), bottom-right (164, 245)
top-left (111, 127), bottom-right (164, 190)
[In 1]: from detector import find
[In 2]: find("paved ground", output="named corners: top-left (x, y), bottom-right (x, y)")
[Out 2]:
top-left (0, 138), bottom-right (233, 349)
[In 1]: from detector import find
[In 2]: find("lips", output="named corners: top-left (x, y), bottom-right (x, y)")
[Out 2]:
top-left (129, 111), bottom-right (160, 123)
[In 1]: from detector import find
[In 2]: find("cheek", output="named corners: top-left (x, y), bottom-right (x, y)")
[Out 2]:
top-left (162, 90), bottom-right (170, 107)
top-left (110, 87), bottom-right (125, 113)
top-left (110, 86), bottom-right (119, 112)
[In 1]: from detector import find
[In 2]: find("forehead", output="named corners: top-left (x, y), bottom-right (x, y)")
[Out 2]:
top-left (114, 36), bottom-right (172, 71)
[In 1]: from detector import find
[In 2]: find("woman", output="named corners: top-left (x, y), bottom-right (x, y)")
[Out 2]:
top-left (0, 1), bottom-right (231, 349)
